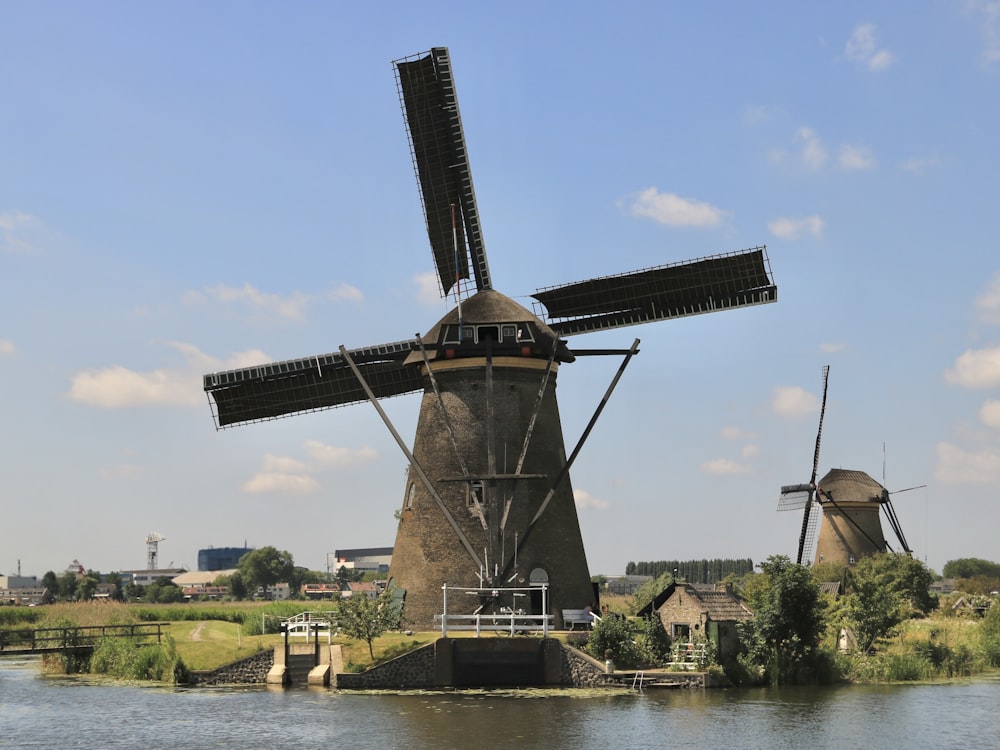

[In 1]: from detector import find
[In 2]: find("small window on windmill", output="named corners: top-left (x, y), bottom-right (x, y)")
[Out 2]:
top-left (467, 480), bottom-right (483, 507)
top-left (501, 325), bottom-right (516, 342)
top-left (516, 326), bottom-right (534, 342)
top-left (461, 326), bottom-right (475, 342)
top-left (405, 482), bottom-right (416, 510)
top-left (442, 325), bottom-right (461, 344)
top-left (849, 554), bottom-right (856, 565)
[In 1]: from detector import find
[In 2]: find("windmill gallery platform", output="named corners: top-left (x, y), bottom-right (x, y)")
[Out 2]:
top-left (189, 636), bottom-right (719, 690)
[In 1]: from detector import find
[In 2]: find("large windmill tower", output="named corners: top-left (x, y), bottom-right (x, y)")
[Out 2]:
top-left (203, 48), bottom-right (777, 627)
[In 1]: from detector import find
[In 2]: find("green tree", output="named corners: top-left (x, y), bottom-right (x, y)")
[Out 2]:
top-left (238, 546), bottom-right (295, 597)
top-left (57, 571), bottom-right (78, 601)
top-left (336, 586), bottom-right (401, 659)
top-left (943, 558), bottom-right (1000, 580)
top-left (844, 568), bottom-right (903, 653)
top-left (145, 577), bottom-right (184, 603)
top-left (105, 573), bottom-right (124, 602)
top-left (213, 571), bottom-right (247, 600)
top-left (76, 572), bottom-right (100, 601)
top-left (40, 571), bottom-right (58, 603)
top-left (124, 580), bottom-right (145, 601)
top-left (587, 613), bottom-right (642, 668)
top-left (737, 555), bottom-right (829, 685)
top-left (979, 599), bottom-right (1000, 667)
top-left (848, 553), bottom-right (936, 616)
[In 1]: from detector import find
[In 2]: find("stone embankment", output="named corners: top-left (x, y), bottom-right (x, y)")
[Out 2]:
top-left (188, 649), bottom-right (273, 686)
top-left (185, 639), bottom-right (713, 689)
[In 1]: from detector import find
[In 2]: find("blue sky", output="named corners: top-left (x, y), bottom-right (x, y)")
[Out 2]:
top-left (3, 2), bottom-right (999, 579)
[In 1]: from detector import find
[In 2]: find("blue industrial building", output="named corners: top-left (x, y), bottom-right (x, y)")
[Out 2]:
top-left (198, 546), bottom-right (252, 571)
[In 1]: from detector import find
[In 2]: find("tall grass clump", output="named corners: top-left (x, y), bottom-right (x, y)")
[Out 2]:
top-left (91, 635), bottom-right (188, 683)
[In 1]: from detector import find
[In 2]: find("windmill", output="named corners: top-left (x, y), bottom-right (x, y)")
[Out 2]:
top-left (145, 532), bottom-right (166, 570)
top-left (202, 48), bottom-right (778, 627)
top-left (779, 368), bottom-right (920, 565)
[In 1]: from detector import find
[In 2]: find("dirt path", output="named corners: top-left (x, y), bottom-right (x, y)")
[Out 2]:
top-left (190, 621), bottom-right (205, 641)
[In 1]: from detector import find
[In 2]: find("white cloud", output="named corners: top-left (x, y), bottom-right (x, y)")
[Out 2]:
top-left (700, 458), bottom-right (753, 475)
top-left (742, 444), bottom-right (761, 459)
top-left (845, 23), bottom-right (895, 71)
top-left (721, 426), bottom-right (757, 441)
top-left (328, 283), bottom-right (363, 302)
top-left (199, 282), bottom-right (312, 320)
top-left (945, 345), bottom-right (1000, 388)
top-left (414, 271), bottom-right (442, 306)
top-left (968, 0), bottom-right (1000, 65)
top-left (574, 488), bottom-right (609, 510)
top-left (743, 105), bottom-right (771, 125)
top-left (261, 454), bottom-right (309, 473)
top-left (242, 472), bottom-right (321, 495)
top-left (69, 364), bottom-right (201, 407)
top-left (99, 463), bottom-right (145, 480)
top-left (304, 440), bottom-right (377, 467)
top-left (839, 144), bottom-right (876, 170)
top-left (901, 155), bottom-right (941, 175)
top-left (241, 440), bottom-right (375, 496)
top-left (980, 399), bottom-right (1000, 428)
top-left (769, 215), bottom-right (824, 240)
top-left (934, 441), bottom-right (1000, 483)
top-left (976, 273), bottom-right (1000, 324)
top-left (820, 342), bottom-right (846, 354)
top-left (772, 385), bottom-right (821, 417)
top-left (69, 342), bottom-right (270, 408)
top-left (0, 339), bottom-right (13, 355)
top-left (795, 128), bottom-right (828, 170)
top-left (0, 210), bottom-right (41, 254)
top-left (628, 188), bottom-right (729, 227)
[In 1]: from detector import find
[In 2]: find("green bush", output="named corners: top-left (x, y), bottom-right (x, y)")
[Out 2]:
top-left (587, 614), bottom-right (642, 668)
top-left (90, 635), bottom-right (188, 683)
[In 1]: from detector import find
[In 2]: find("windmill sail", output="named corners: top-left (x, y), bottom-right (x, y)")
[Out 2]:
top-left (532, 247), bottom-right (775, 336)
top-left (796, 365), bottom-right (830, 564)
top-left (395, 48), bottom-right (491, 296)
top-left (203, 340), bottom-right (422, 428)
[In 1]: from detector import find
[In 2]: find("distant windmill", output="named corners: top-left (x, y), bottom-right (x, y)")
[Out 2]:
top-left (202, 48), bottom-right (778, 627)
top-left (145, 532), bottom-right (165, 570)
top-left (778, 367), bottom-right (921, 565)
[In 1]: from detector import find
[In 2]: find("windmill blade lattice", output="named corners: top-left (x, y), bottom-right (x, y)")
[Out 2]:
top-left (394, 48), bottom-right (490, 296)
top-left (203, 339), bottom-right (421, 428)
top-left (533, 247), bottom-right (775, 336)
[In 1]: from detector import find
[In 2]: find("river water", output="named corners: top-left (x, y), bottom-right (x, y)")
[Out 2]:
top-left (1, 657), bottom-right (997, 749)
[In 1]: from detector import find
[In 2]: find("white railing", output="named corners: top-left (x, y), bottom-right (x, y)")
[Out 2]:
top-left (434, 612), bottom-right (554, 636)
top-left (437, 584), bottom-right (550, 637)
top-left (280, 611), bottom-right (337, 643)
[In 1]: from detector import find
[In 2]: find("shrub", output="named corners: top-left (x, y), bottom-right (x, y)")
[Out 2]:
top-left (587, 614), bottom-right (642, 668)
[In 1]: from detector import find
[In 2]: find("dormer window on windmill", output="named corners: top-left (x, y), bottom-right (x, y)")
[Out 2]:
top-left (439, 322), bottom-right (536, 357)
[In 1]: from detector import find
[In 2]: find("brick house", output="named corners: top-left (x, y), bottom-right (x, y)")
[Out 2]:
top-left (638, 583), bottom-right (753, 662)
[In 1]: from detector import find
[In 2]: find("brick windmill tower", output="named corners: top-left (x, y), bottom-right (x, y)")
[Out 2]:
top-left (203, 48), bottom-right (777, 627)
top-left (778, 367), bottom-right (918, 566)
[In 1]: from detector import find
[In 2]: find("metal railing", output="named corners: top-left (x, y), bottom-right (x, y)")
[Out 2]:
top-left (0, 623), bottom-right (165, 655)
top-left (437, 584), bottom-right (550, 637)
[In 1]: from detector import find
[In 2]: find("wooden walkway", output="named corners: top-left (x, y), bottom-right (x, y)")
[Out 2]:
top-left (0, 623), bottom-right (166, 656)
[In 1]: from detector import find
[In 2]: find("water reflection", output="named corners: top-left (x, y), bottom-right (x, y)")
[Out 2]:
top-left (1, 658), bottom-right (997, 750)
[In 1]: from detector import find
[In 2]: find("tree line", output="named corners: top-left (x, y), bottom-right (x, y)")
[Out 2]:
top-left (625, 558), bottom-right (755, 583)
top-left (33, 546), bottom-right (369, 604)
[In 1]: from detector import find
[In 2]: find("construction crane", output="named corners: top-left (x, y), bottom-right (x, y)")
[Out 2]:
top-left (145, 532), bottom-right (166, 570)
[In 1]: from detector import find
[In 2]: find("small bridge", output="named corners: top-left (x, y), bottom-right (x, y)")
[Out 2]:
top-left (0, 623), bottom-right (166, 656)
